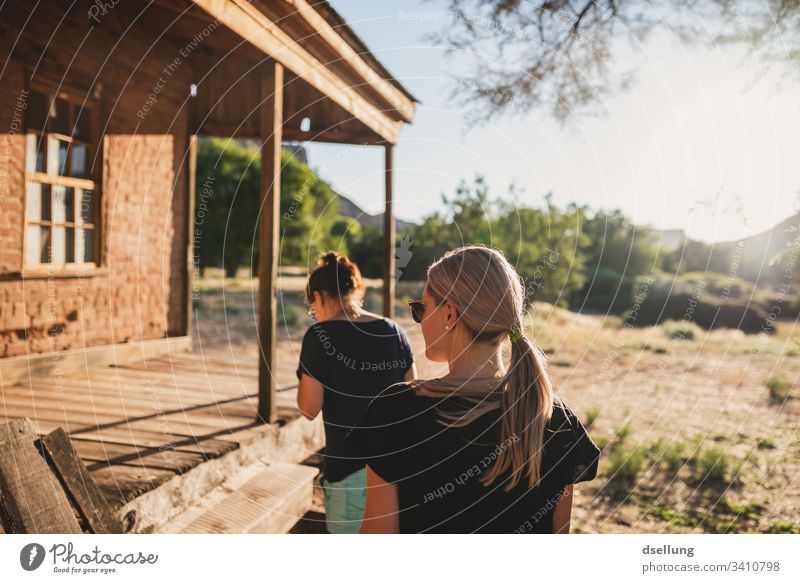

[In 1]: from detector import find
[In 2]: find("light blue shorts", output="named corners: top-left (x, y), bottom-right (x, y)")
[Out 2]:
top-left (320, 467), bottom-right (366, 534)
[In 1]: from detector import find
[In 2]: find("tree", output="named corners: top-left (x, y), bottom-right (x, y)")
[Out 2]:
top-left (433, 0), bottom-right (800, 122)
top-left (278, 151), bottom-right (342, 266)
top-left (572, 208), bottom-right (660, 312)
top-left (347, 224), bottom-right (384, 279)
top-left (398, 176), bottom-right (591, 306)
top-left (495, 194), bottom-right (591, 308)
top-left (195, 138), bottom-right (260, 277)
top-left (195, 138), bottom-right (342, 277)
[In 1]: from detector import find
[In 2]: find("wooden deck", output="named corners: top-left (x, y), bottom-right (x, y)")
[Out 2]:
top-left (0, 345), bottom-right (324, 532)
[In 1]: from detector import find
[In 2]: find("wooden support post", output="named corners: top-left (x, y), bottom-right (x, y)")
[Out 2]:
top-left (185, 133), bottom-right (197, 341)
top-left (382, 144), bottom-right (395, 317)
top-left (257, 60), bottom-right (283, 425)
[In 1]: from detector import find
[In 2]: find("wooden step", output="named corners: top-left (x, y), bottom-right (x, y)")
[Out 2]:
top-left (158, 461), bottom-right (319, 534)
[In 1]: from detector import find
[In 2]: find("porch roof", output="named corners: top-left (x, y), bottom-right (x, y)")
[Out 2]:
top-left (143, 0), bottom-right (418, 144)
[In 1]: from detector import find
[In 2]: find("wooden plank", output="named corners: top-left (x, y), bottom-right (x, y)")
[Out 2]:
top-left (383, 143), bottom-right (395, 317)
top-left (114, 359), bottom-right (256, 377)
top-left (0, 336), bottom-right (191, 385)
top-left (69, 430), bottom-right (238, 459)
top-left (71, 440), bottom-right (208, 473)
top-left (21, 369), bottom-right (256, 410)
top-left (150, 351), bottom-right (259, 369)
top-left (14, 375), bottom-right (256, 410)
top-left (0, 388), bottom-right (259, 421)
top-left (0, 404), bottom-right (261, 438)
top-left (16, 381), bottom-right (235, 411)
top-left (0, 395), bottom-right (225, 430)
top-left (40, 428), bottom-right (124, 534)
top-left (0, 418), bottom-right (82, 533)
top-left (75, 366), bottom-right (258, 396)
top-left (115, 359), bottom-right (256, 379)
top-left (257, 59), bottom-right (283, 425)
top-left (88, 463), bottom-right (177, 509)
top-left (178, 461), bottom-right (318, 534)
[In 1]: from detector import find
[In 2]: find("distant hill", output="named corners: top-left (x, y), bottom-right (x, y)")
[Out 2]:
top-left (718, 211), bottom-right (800, 283)
top-left (337, 193), bottom-right (415, 232)
top-left (279, 141), bottom-right (414, 232)
top-left (646, 212), bottom-right (800, 286)
top-left (719, 211), bottom-right (800, 258)
top-left (283, 142), bottom-right (308, 164)
top-left (644, 212), bottom-right (800, 260)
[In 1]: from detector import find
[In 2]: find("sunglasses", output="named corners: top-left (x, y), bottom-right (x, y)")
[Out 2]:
top-left (408, 299), bottom-right (425, 324)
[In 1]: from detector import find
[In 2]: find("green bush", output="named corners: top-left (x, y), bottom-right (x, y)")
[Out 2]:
top-left (614, 423), bottom-right (632, 442)
top-left (629, 273), bottom-right (771, 334)
top-left (765, 375), bottom-right (792, 402)
top-left (756, 437), bottom-right (776, 449)
top-left (660, 319), bottom-right (703, 341)
top-left (648, 438), bottom-right (686, 473)
top-left (280, 305), bottom-right (301, 328)
top-left (607, 444), bottom-right (645, 483)
top-left (584, 408), bottom-right (600, 429)
top-left (693, 447), bottom-right (730, 483)
top-left (593, 434), bottom-right (610, 450)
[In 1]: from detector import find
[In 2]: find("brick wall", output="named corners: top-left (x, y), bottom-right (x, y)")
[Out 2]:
top-left (0, 3), bottom-right (191, 358)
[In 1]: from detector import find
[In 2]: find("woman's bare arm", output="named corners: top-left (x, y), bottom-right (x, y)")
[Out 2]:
top-left (552, 484), bottom-right (574, 534)
top-left (359, 465), bottom-right (400, 533)
top-left (296, 374), bottom-right (324, 420)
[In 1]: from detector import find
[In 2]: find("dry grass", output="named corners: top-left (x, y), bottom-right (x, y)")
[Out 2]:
top-left (192, 277), bottom-right (800, 534)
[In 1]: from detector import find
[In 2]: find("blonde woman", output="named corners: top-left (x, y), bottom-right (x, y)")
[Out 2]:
top-left (296, 251), bottom-right (417, 534)
top-left (347, 245), bottom-right (600, 533)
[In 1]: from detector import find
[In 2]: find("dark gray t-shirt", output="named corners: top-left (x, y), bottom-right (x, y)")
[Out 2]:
top-left (346, 383), bottom-right (601, 533)
top-left (296, 317), bottom-right (414, 482)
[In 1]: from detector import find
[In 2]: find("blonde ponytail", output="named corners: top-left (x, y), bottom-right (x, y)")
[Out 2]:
top-left (414, 245), bottom-right (555, 490)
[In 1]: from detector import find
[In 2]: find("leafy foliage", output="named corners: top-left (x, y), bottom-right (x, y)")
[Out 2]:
top-left (433, 0), bottom-right (800, 122)
top-left (194, 138), bottom-right (342, 276)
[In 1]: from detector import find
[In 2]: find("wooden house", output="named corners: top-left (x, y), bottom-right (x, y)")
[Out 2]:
top-left (0, 0), bottom-right (416, 533)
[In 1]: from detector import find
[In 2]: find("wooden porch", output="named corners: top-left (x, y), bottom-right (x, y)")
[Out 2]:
top-left (0, 344), bottom-right (324, 533)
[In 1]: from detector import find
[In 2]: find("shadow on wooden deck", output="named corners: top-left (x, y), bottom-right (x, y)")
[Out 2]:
top-left (0, 347), bottom-right (324, 532)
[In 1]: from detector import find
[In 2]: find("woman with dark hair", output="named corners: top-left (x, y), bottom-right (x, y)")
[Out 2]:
top-left (347, 245), bottom-right (601, 533)
top-left (296, 250), bottom-right (417, 534)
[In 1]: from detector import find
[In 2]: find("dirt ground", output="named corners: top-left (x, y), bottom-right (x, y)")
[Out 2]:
top-left (193, 275), bottom-right (799, 534)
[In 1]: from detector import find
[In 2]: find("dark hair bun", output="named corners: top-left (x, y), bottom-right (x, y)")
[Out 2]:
top-left (322, 251), bottom-right (339, 268)
top-left (306, 250), bottom-right (364, 303)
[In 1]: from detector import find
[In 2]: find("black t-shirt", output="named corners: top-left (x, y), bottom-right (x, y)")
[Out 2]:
top-left (346, 382), bottom-right (601, 533)
top-left (296, 317), bottom-right (414, 483)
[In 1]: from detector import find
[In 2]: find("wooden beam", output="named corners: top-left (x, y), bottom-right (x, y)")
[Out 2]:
top-left (186, 134), bottom-right (198, 339)
top-left (281, 0), bottom-right (415, 122)
top-left (0, 418), bottom-right (82, 533)
top-left (257, 60), bottom-right (283, 424)
top-left (196, 120), bottom-right (382, 145)
top-left (40, 428), bottom-right (124, 534)
top-left (383, 144), bottom-right (395, 318)
top-left (191, 0), bottom-right (404, 143)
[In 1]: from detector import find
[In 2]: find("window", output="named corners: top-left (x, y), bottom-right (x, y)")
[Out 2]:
top-left (24, 87), bottom-right (98, 267)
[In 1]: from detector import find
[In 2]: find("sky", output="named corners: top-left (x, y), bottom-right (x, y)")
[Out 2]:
top-left (303, 1), bottom-right (800, 244)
